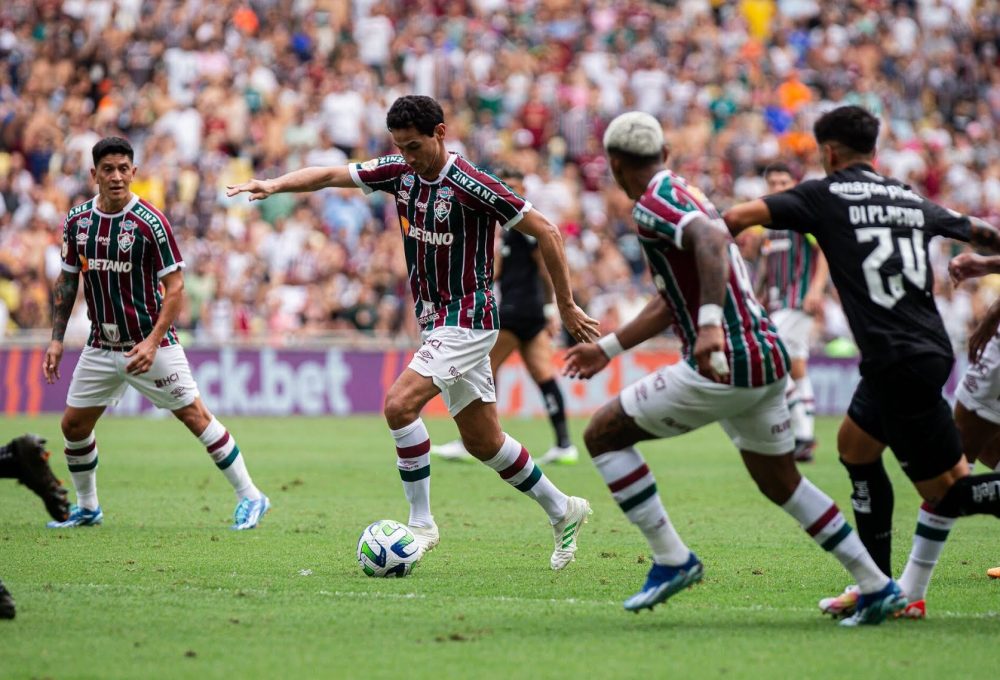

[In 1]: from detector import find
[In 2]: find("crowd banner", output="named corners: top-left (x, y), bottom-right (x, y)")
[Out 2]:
top-left (0, 346), bottom-right (964, 418)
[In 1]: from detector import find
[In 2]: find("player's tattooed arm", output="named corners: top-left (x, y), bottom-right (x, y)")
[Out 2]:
top-left (50, 270), bottom-right (79, 342)
top-left (967, 217), bottom-right (1000, 253)
top-left (684, 216), bottom-right (732, 382)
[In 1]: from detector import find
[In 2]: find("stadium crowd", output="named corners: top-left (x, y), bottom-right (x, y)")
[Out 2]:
top-left (0, 0), bottom-right (998, 351)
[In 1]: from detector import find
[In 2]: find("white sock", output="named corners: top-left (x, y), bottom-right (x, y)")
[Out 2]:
top-left (64, 433), bottom-right (99, 510)
top-left (391, 418), bottom-right (432, 528)
top-left (898, 503), bottom-right (956, 601)
top-left (482, 434), bottom-right (568, 523)
top-left (199, 417), bottom-right (261, 501)
top-left (594, 447), bottom-right (690, 566)
top-left (795, 375), bottom-right (816, 440)
top-left (781, 478), bottom-right (889, 593)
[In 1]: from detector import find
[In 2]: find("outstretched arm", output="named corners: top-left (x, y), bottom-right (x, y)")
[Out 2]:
top-left (43, 270), bottom-right (80, 383)
top-left (515, 209), bottom-right (599, 343)
top-left (226, 166), bottom-right (356, 201)
top-left (967, 217), bottom-right (1000, 252)
top-left (563, 295), bottom-right (673, 380)
top-left (723, 199), bottom-right (772, 237)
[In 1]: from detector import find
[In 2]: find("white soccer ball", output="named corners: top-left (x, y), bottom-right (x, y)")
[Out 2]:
top-left (356, 520), bottom-right (421, 578)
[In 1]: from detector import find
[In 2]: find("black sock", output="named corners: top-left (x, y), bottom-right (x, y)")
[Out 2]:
top-left (841, 458), bottom-right (894, 574)
top-left (537, 379), bottom-right (571, 448)
top-left (934, 474), bottom-right (1000, 518)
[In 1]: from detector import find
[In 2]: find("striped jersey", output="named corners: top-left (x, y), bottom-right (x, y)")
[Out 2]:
top-left (350, 152), bottom-right (532, 330)
top-left (633, 170), bottom-right (789, 388)
top-left (760, 229), bottom-right (820, 312)
top-left (60, 194), bottom-right (185, 350)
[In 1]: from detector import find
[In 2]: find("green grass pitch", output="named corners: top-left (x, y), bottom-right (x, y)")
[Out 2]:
top-left (1, 414), bottom-right (998, 679)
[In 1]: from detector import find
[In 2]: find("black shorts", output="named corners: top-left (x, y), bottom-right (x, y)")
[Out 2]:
top-left (846, 354), bottom-right (962, 482)
top-left (500, 313), bottom-right (547, 343)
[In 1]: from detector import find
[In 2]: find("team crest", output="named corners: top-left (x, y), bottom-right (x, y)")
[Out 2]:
top-left (401, 174), bottom-right (415, 187)
top-left (101, 323), bottom-right (120, 343)
top-left (434, 187), bottom-right (454, 222)
top-left (118, 220), bottom-right (137, 253)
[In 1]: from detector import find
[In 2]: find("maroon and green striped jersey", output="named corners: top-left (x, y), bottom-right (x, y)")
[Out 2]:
top-left (633, 170), bottom-right (789, 388)
top-left (60, 194), bottom-right (184, 350)
top-left (760, 229), bottom-right (820, 312)
top-left (350, 152), bottom-right (532, 330)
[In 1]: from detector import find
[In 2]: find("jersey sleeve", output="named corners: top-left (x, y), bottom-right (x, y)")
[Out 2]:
top-left (462, 170), bottom-right (532, 230)
top-left (147, 213), bottom-right (185, 278)
top-left (349, 155), bottom-right (409, 195)
top-left (633, 180), bottom-right (714, 250)
top-left (923, 202), bottom-right (973, 241)
top-left (762, 179), bottom-right (825, 234)
top-left (60, 217), bottom-right (80, 273)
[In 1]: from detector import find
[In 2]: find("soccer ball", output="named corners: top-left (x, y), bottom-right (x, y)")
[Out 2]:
top-left (356, 520), bottom-right (420, 577)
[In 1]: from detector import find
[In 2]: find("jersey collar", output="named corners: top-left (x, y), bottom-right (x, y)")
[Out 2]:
top-left (416, 152), bottom-right (457, 186)
top-left (92, 193), bottom-right (139, 218)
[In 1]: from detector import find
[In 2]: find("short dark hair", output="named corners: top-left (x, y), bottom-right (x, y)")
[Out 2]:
top-left (763, 161), bottom-right (794, 179)
top-left (386, 95), bottom-right (445, 136)
top-left (813, 106), bottom-right (879, 155)
top-left (92, 136), bottom-right (134, 166)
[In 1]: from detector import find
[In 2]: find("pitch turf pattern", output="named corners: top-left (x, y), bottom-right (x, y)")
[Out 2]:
top-left (1, 415), bottom-right (998, 679)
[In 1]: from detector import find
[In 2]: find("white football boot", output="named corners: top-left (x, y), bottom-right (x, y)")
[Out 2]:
top-left (550, 496), bottom-right (591, 570)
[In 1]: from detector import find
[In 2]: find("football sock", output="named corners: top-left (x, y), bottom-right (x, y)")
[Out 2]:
top-left (898, 502), bottom-right (956, 601)
top-left (537, 378), bottom-right (571, 448)
top-left (781, 478), bottom-right (889, 593)
top-left (391, 419), bottom-right (432, 528)
top-left (840, 459), bottom-right (894, 574)
top-left (198, 417), bottom-right (261, 501)
top-left (795, 375), bottom-right (816, 441)
top-left (932, 473), bottom-right (1000, 517)
top-left (64, 433), bottom-right (99, 510)
top-left (482, 434), bottom-right (568, 523)
top-left (594, 447), bottom-right (690, 566)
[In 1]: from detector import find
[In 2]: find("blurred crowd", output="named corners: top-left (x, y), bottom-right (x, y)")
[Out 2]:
top-left (0, 0), bottom-right (998, 352)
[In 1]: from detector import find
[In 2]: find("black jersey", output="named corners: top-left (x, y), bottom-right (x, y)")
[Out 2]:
top-left (763, 163), bottom-right (971, 374)
top-left (498, 228), bottom-right (545, 318)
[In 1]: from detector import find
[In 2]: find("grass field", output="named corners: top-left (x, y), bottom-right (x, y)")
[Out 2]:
top-left (1, 414), bottom-right (998, 679)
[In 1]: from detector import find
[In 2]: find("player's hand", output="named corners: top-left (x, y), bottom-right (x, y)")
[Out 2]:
top-left (563, 342), bottom-right (610, 380)
top-left (693, 325), bottom-right (730, 383)
top-left (558, 303), bottom-right (600, 344)
top-left (949, 252), bottom-right (993, 284)
top-left (43, 341), bottom-right (64, 384)
top-left (226, 178), bottom-right (275, 202)
top-left (125, 339), bottom-right (158, 375)
top-left (802, 290), bottom-right (824, 316)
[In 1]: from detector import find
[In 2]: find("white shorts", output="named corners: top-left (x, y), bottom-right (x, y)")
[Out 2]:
top-left (770, 308), bottom-right (813, 360)
top-left (956, 335), bottom-right (1000, 425)
top-left (67, 344), bottom-right (200, 411)
top-left (619, 361), bottom-right (793, 455)
top-left (408, 327), bottom-right (498, 417)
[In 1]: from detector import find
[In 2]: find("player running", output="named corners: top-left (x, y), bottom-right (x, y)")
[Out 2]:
top-left (431, 165), bottom-right (577, 465)
top-left (754, 163), bottom-right (828, 462)
top-left (44, 137), bottom-right (270, 531)
top-left (565, 111), bottom-right (900, 625)
top-left (227, 96), bottom-right (599, 570)
top-left (723, 105), bottom-right (1000, 619)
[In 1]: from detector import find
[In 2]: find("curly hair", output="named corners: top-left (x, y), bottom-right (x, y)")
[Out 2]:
top-left (386, 95), bottom-right (445, 136)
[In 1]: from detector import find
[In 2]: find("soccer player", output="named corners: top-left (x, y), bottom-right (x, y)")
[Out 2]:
top-left (756, 163), bottom-right (828, 462)
top-left (723, 105), bottom-right (1000, 618)
top-left (0, 433), bottom-right (69, 523)
top-left (431, 165), bottom-right (577, 465)
top-left (227, 96), bottom-right (599, 569)
top-left (43, 137), bottom-right (269, 530)
top-left (564, 111), bottom-right (900, 625)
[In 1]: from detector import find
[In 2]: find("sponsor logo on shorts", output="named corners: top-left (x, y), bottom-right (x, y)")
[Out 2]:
top-left (660, 416), bottom-right (692, 433)
top-left (416, 349), bottom-right (434, 363)
top-left (170, 386), bottom-right (186, 399)
top-left (424, 339), bottom-right (443, 350)
top-left (770, 418), bottom-right (791, 435)
top-left (652, 373), bottom-right (667, 391)
top-left (448, 366), bottom-right (461, 379)
top-left (155, 372), bottom-right (180, 389)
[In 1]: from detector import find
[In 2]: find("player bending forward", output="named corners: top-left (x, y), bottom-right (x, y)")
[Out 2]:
top-left (564, 112), bottom-right (900, 625)
top-left (724, 106), bottom-right (1000, 620)
top-left (432, 166), bottom-right (577, 465)
top-left (228, 96), bottom-right (599, 569)
top-left (44, 137), bottom-right (269, 530)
